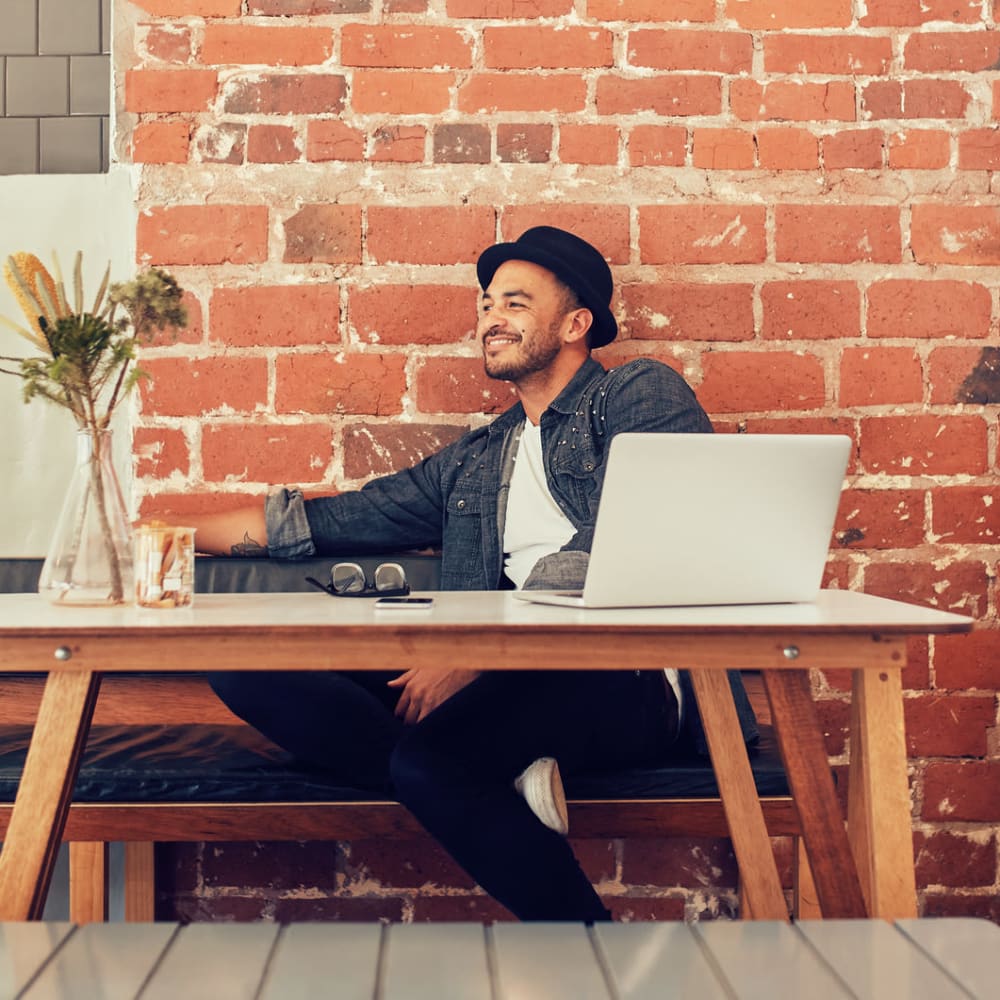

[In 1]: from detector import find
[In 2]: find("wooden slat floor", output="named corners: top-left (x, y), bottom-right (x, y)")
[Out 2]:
top-left (0, 917), bottom-right (994, 999)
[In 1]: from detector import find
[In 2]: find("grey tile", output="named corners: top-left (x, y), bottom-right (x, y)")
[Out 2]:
top-left (70, 54), bottom-right (109, 115)
top-left (101, 115), bottom-right (109, 171)
top-left (40, 0), bottom-right (100, 55)
top-left (7, 56), bottom-right (68, 115)
top-left (1, 58), bottom-right (5, 113)
top-left (0, 118), bottom-right (39, 174)
top-left (102, 0), bottom-right (111, 54)
top-left (40, 116), bottom-right (101, 173)
top-left (2, 0), bottom-right (38, 56)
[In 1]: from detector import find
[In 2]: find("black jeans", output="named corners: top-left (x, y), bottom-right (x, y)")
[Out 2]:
top-left (208, 667), bottom-right (679, 922)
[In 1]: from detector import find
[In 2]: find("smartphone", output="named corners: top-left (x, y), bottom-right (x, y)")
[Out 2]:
top-left (373, 596), bottom-right (434, 609)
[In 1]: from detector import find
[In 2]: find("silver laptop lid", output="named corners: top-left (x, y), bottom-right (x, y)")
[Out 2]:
top-left (575, 432), bottom-right (851, 608)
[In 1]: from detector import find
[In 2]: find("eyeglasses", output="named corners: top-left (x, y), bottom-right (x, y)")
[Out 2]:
top-left (306, 561), bottom-right (410, 598)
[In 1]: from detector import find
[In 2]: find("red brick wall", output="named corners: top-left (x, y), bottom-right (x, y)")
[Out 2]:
top-left (122, 0), bottom-right (1000, 921)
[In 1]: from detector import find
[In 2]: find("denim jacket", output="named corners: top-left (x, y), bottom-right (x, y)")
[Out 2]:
top-left (265, 356), bottom-right (758, 750)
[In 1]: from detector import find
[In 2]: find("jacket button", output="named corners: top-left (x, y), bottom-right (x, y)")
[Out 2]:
top-left (457, 499), bottom-right (466, 509)
top-left (584, 462), bottom-right (594, 471)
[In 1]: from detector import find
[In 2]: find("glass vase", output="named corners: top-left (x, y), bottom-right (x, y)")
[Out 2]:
top-left (39, 429), bottom-right (134, 606)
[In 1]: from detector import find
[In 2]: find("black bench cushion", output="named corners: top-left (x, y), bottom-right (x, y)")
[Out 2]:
top-left (0, 722), bottom-right (789, 803)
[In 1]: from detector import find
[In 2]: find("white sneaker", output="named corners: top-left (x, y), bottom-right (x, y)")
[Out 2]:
top-left (514, 757), bottom-right (569, 836)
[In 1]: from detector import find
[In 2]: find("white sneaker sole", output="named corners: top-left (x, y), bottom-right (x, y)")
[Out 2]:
top-left (514, 756), bottom-right (569, 836)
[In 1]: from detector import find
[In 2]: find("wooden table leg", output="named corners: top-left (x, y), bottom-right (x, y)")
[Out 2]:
top-left (763, 671), bottom-right (867, 918)
top-left (0, 669), bottom-right (100, 920)
top-left (689, 670), bottom-right (788, 921)
top-left (847, 666), bottom-right (918, 919)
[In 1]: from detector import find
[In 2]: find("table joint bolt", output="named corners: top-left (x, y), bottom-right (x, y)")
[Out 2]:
top-left (53, 646), bottom-right (72, 662)
top-left (782, 645), bottom-right (800, 660)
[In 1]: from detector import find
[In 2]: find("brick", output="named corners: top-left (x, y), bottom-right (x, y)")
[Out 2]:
top-left (411, 895), bottom-right (514, 922)
top-left (608, 897), bottom-right (687, 922)
top-left (692, 128), bottom-right (755, 169)
top-left (306, 120), bottom-right (364, 161)
top-left (131, 120), bottom-right (191, 164)
top-left (371, 124), bottom-right (426, 162)
top-left (222, 74), bottom-right (346, 114)
top-left (499, 205), bottom-right (631, 264)
top-left (761, 281), bottom-right (861, 340)
top-left (912, 205), bottom-right (1000, 265)
top-left (859, 415), bottom-right (988, 476)
top-left (868, 280), bottom-right (991, 340)
top-left (446, 0), bottom-right (570, 13)
top-left (775, 205), bottom-right (900, 264)
top-left (434, 124), bottom-right (490, 164)
top-left (343, 423), bottom-right (468, 479)
top-left (727, 0), bottom-right (852, 28)
top-left (628, 126), bottom-right (687, 166)
top-left (588, 0), bottom-right (714, 18)
top-left (274, 897), bottom-right (406, 923)
top-left (350, 284), bottom-right (477, 346)
top-left (823, 129), bottom-right (884, 170)
top-left (211, 285), bottom-right (340, 347)
top-left (730, 80), bottom-right (856, 122)
top-left (385, 0), bottom-right (427, 9)
top-left (144, 290), bottom-right (204, 348)
top-left (905, 694), bottom-right (995, 757)
top-left (348, 837), bottom-right (474, 888)
top-left (756, 128), bottom-right (819, 170)
top-left (139, 491), bottom-right (270, 522)
top-left (959, 129), bottom-right (1000, 171)
top-left (143, 25), bottom-right (193, 64)
top-left (139, 356), bottom-right (268, 416)
top-left (498, 123), bottom-right (553, 163)
top-left (168, 895), bottom-right (267, 923)
top-left (621, 282), bottom-right (754, 342)
top-left (931, 347), bottom-right (1000, 406)
top-left (559, 125), bottom-right (619, 165)
top-left (133, 426), bottom-right (190, 479)
top-left (341, 25), bottom-right (472, 68)
top-left (935, 629), bottom-right (1000, 690)
top-left (194, 122), bottom-right (246, 164)
top-left (596, 75), bottom-right (721, 117)
top-left (283, 204), bottom-right (362, 264)
top-left (137, 205), bottom-right (269, 266)
top-left (639, 205), bottom-right (766, 265)
top-left (905, 32), bottom-right (1000, 73)
top-left (888, 130), bottom-right (950, 169)
top-left (628, 30), bottom-right (752, 73)
top-left (922, 762), bottom-right (1000, 822)
top-left (484, 27), bottom-right (613, 69)
top-left (833, 488), bottom-right (925, 551)
top-left (914, 830), bottom-right (997, 888)
top-left (932, 486), bottom-right (1000, 545)
top-left (125, 69), bottom-right (217, 113)
top-left (622, 837), bottom-right (737, 889)
top-left (353, 70), bottom-right (453, 114)
top-left (921, 895), bottom-right (1000, 923)
top-left (132, 0), bottom-right (240, 14)
top-left (202, 840), bottom-right (340, 890)
top-left (367, 206), bottom-right (495, 265)
top-left (415, 357), bottom-right (518, 414)
top-left (275, 353), bottom-right (407, 415)
top-left (200, 25), bottom-right (332, 66)
top-left (249, 0), bottom-right (371, 11)
top-left (247, 124), bottom-right (301, 163)
top-left (839, 347), bottom-right (923, 408)
top-left (861, 80), bottom-right (970, 119)
top-left (201, 423), bottom-right (333, 484)
top-left (459, 74), bottom-right (586, 114)
top-left (764, 34), bottom-right (892, 75)
top-left (864, 559), bottom-right (988, 618)
top-left (697, 351), bottom-right (825, 414)
top-left (860, 0), bottom-right (982, 25)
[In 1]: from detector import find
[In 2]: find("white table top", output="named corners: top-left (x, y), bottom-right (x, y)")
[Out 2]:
top-left (0, 589), bottom-right (974, 637)
top-left (0, 918), bottom-right (995, 999)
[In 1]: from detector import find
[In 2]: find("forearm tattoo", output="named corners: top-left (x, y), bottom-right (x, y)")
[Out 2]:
top-left (231, 532), bottom-right (267, 557)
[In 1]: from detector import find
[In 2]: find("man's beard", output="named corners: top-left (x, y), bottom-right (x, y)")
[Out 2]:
top-left (482, 321), bottom-right (562, 383)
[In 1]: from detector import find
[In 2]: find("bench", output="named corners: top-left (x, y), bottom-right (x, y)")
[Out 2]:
top-left (0, 557), bottom-right (816, 922)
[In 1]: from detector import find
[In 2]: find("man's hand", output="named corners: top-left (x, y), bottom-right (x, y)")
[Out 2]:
top-left (388, 668), bottom-right (480, 725)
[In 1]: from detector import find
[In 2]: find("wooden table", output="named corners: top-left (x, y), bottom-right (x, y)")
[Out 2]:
top-left (0, 917), bottom-right (996, 998)
top-left (0, 590), bottom-right (972, 923)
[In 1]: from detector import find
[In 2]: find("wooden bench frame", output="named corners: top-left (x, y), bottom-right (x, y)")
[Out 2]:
top-left (0, 675), bottom-right (819, 924)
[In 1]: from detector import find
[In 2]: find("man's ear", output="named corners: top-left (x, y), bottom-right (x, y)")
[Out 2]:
top-left (563, 307), bottom-right (593, 345)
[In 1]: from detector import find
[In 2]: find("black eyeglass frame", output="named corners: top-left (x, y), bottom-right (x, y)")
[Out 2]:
top-left (305, 561), bottom-right (410, 599)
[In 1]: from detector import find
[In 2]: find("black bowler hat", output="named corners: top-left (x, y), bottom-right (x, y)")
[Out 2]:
top-left (476, 226), bottom-right (618, 348)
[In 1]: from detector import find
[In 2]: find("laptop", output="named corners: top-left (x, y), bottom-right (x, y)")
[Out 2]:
top-left (512, 432), bottom-right (851, 609)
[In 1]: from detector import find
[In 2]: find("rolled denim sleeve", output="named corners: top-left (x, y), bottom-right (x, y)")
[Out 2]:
top-left (265, 488), bottom-right (316, 559)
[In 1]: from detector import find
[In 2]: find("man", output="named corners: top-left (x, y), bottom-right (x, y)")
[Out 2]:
top-left (191, 226), bottom-right (754, 921)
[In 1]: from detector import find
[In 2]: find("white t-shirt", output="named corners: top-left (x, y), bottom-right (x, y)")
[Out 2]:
top-left (501, 421), bottom-right (683, 724)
